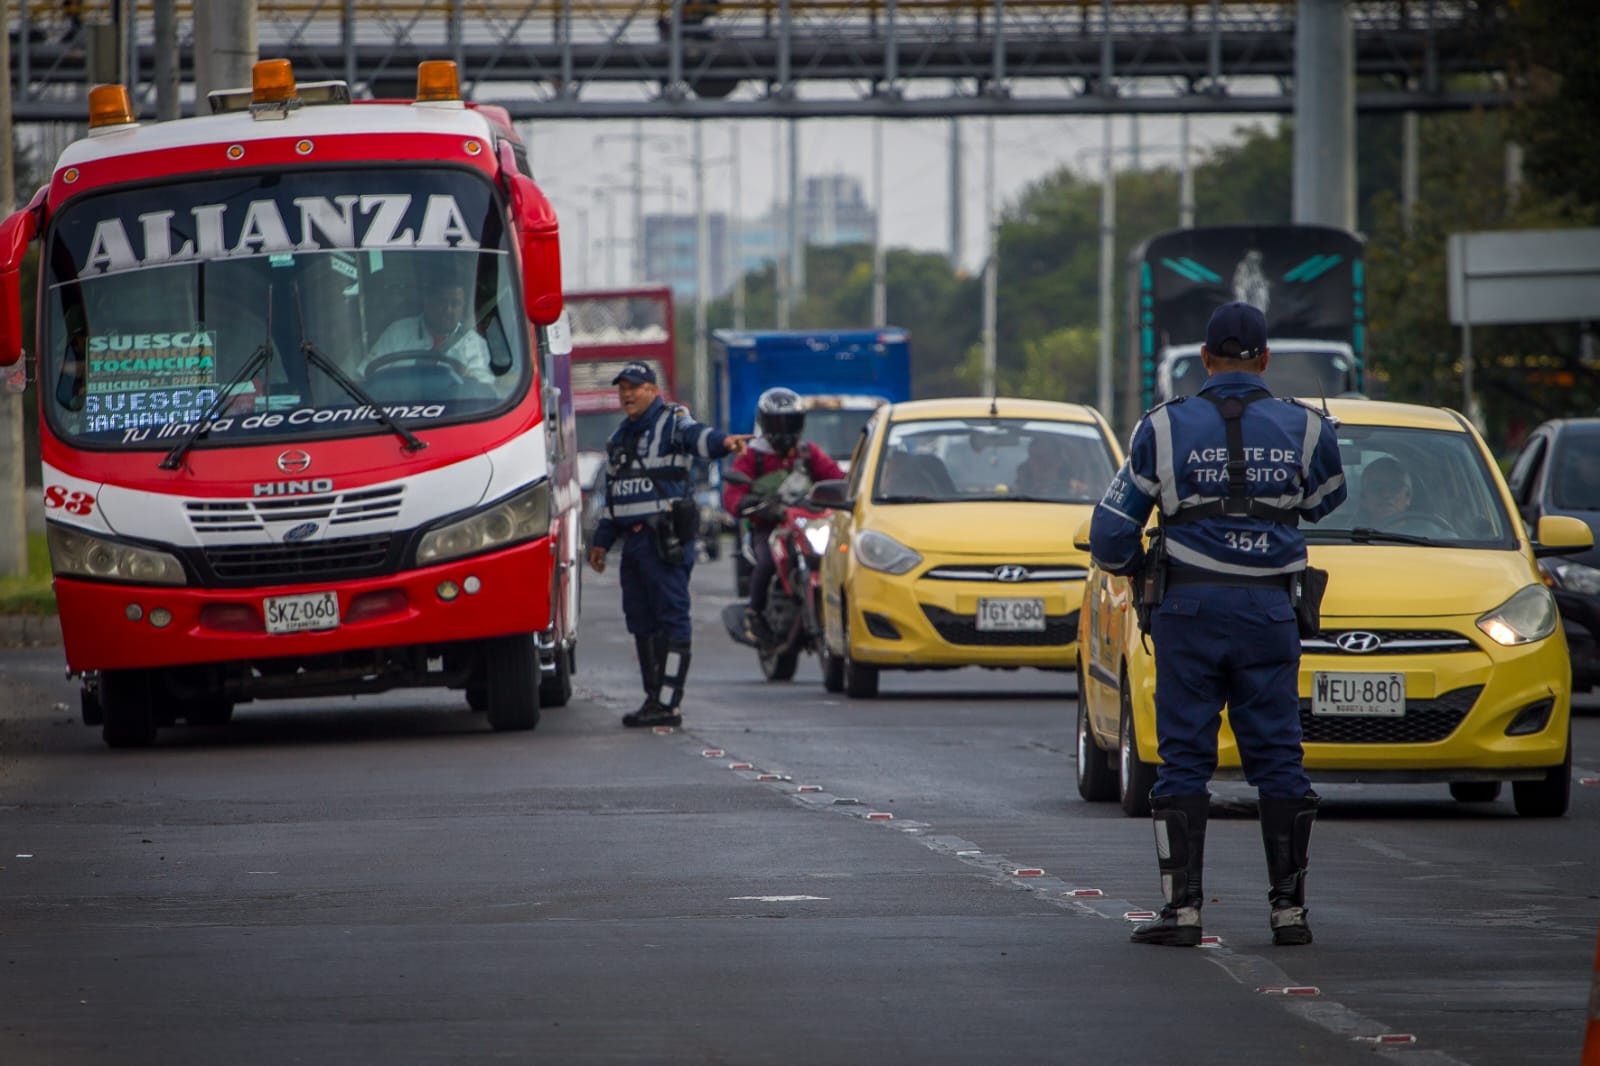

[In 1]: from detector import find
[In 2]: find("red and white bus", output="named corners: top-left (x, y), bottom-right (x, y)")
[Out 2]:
top-left (0, 60), bottom-right (582, 746)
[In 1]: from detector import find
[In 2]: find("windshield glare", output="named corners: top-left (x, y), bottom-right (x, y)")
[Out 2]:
top-left (804, 407), bottom-right (877, 461)
top-left (1551, 428), bottom-right (1600, 511)
top-left (872, 417), bottom-right (1115, 504)
top-left (1316, 425), bottom-right (1514, 545)
top-left (42, 168), bottom-right (529, 449)
top-left (1168, 349), bottom-right (1354, 399)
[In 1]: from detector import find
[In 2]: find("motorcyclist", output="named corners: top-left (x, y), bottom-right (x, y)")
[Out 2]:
top-left (722, 387), bottom-right (846, 644)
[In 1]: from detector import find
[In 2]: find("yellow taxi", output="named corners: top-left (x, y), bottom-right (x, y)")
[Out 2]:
top-left (809, 397), bottom-right (1121, 697)
top-left (1075, 398), bottom-right (1593, 817)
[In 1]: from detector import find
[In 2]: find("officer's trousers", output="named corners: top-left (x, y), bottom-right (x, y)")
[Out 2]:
top-left (1149, 584), bottom-right (1312, 799)
top-left (619, 527), bottom-right (694, 643)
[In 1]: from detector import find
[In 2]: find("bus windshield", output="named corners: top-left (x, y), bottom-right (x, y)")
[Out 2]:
top-left (41, 167), bottom-right (530, 450)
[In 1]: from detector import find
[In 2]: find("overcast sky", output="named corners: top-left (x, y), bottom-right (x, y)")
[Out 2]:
top-left (524, 113), bottom-right (1282, 290)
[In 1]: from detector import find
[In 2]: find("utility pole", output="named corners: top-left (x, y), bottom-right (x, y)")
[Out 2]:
top-left (871, 119), bottom-right (886, 328)
top-left (1097, 115), bottom-right (1115, 421)
top-left (1292, 0), bottom-right (1354, 230)
top-left (730, 125), bottom-right (746, 330)
top-left (772, 124), bottom-right (789, 329)
top-left (0, 0), bottom-right (24, 579)
top-left (193, 0), bottom-right (259, 104)
top-left (693, 123), bottom-right (711, 420)
top-left (154, 0), bottom-right (181, 121)
top-left (786, 119), bottom-right (803, 320)
top-left (980, 117), bottom-right (997, 397)
top-left (947, 116), bottom-right (963, 271)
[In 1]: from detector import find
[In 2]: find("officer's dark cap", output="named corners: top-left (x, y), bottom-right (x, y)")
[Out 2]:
top-left (611, 361), bottom-right (657, 386)
top-left (1205, 301), bottom-right (1268, 359)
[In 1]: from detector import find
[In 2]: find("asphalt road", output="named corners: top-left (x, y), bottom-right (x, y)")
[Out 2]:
top-left (1, 556), bottom-right (1596, 1065)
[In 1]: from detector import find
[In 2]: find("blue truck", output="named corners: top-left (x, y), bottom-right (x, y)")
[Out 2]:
top-left (711, 328), bottom-right (913, 460)
top-left (710, 328), bottom-right (913, 592)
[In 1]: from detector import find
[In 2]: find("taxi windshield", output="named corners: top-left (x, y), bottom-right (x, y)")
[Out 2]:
top-left (40, 167), bottom-right (530, 450)
top-left (1310, 425), bottom-right (1516, 547)
top-left (873, 417), bottom-right (1115, 504)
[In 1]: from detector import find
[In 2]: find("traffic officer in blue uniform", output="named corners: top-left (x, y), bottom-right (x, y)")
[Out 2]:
top-left (1089, 301), bottom-right (1347, 947)
top-left (587, 362), bottom-right (750, 728)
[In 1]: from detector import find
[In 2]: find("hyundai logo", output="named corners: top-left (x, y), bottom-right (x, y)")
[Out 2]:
top-left (1334, 631), bottom-right (1383, 653)
top-left (994, 565), bottom-right (1029, 582)
top-left (277, 449), bottom-right (312, 474)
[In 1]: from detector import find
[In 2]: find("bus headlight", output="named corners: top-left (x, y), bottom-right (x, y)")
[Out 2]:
top-left (47, 524), bottom-right (187, 586)
top-left (416, 481), bottom-right (552, 566)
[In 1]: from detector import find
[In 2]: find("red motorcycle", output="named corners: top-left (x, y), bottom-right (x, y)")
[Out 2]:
top-left (722, 488), bottom-right (833, 681)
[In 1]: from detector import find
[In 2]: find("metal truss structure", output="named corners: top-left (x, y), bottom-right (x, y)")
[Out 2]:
top-left (7, 1), bottom-right (1509, 122)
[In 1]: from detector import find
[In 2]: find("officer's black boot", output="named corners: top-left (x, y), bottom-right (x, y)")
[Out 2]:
top-left (623, 637), bottom-right (688, 729)
top-left (1259, 791), bottom-right (1319, 946)
top-left (621, 635), bottom-right (665, 727)
top-left (1130, 792), bottom-right (1210, 947)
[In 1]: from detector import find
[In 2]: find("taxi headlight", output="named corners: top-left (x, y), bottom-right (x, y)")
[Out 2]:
top-left (46, 524), bottom-right (186, 586)
top-left (854, 529), bottom-right (922, 575)
top-left (1476, 584), bottom-right (1558, 647)
top-left (416, 481), bottom-right (551, 566)
top-left (803, 524), bottom-right (831, 555)
top-left (1541, 558), bottom-right (1600, 597)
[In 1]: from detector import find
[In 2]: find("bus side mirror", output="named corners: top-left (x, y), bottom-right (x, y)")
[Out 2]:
top-left (0, 209), bottom-right (39, 368)
top-left (506, 174), bottom-right (563, 327)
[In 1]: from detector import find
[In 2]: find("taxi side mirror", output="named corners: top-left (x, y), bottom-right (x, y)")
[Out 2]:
top-left (1532, 514), bottom-right (1595, 558)
top-left (1072, 517), bottom-right (1093, 553)
top-left (808, 479), bottom-right (853, 512)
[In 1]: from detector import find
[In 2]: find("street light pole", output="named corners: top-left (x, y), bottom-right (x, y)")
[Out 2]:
top-left (1097, 114), bottom-right (1115, 420)
top-left (693, 123), bottom-right (712, 420)
top-left (981, 116), bottom-right (998, 397)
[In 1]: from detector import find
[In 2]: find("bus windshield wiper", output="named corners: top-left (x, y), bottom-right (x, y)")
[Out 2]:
top-left (293, 281), bottom-right (425, 453)
top-left (161, 300), bottom-right (275, 471)
top-left (299, 340), bottom-right (426, 453)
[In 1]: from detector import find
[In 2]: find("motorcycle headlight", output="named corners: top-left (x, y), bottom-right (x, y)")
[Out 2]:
top-left (854, 529), bottom-right (922, 575)
top-left (1541, 558), bottom-right (1600, 596)
top-left (1476, 584), bottom-right (1559, 647)
top-left (803, 523), bottom-right (831, 555)
top-left (416, 481), bottom-right (551, 566)
top-left (47, 523), bottom-right (186, 586)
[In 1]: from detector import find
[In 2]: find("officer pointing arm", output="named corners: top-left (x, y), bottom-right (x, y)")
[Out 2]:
top-left (1089, 301), bottom-right (1346, 950)
top-left (584, 361), bottom-right (749, 730)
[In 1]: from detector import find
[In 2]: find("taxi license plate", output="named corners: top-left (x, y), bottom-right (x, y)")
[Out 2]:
top-left (1312, 671), bottom-right (1405, 717)
top-left (264, 591), bottom-right (340, 635)
top-left (976, 597), bottom-right (1046, 632)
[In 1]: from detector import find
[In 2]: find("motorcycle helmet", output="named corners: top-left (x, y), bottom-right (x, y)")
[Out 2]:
top-left (756, 387), bottom-right (806, 456)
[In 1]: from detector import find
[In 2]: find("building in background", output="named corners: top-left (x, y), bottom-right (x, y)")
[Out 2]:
top-left (642, 172), bottom-right (878, 299)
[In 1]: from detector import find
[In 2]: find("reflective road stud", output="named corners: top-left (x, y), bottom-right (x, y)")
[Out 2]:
top-left (728, 762), bottom-right (753, 771)
top-left (1257, 987), bottom-right (1321, 996)
top-left (796, 785), bottom-right (823, 793)
top-left (1123, 911), bottom-right (1158, 922)
top-left (866, 812), bottom-right (894, 821)
top-left (701, 749), bottom-right (725, 758)
top-left (1065, 888), bottom-right (1102, 897)
top-left (1012, 868), bottom-right (1044, 878)
top-left (1354, 1035), bottom-right (1417, 1046)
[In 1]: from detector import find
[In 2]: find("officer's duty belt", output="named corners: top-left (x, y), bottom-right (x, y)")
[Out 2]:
top-left (1165, 568), bottom-right (1291, 591)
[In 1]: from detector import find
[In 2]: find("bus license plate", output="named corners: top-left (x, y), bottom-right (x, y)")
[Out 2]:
top-left (264, 591), bottom-right (340, 635)
top-left (1312, 671), bottom-right (1405, 717)
top-left (976, 598), bottom-right (1046, 632)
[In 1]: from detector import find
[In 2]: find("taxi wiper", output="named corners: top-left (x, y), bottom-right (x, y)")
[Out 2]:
top-left (293, 283), bottom-right (426, 454)
top-left (875, 493), bottom-right (942, 504)
top-left (1348, 527), bottom-right (1438, 546)
top-left (161, 300), bottom-right (276, 471)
